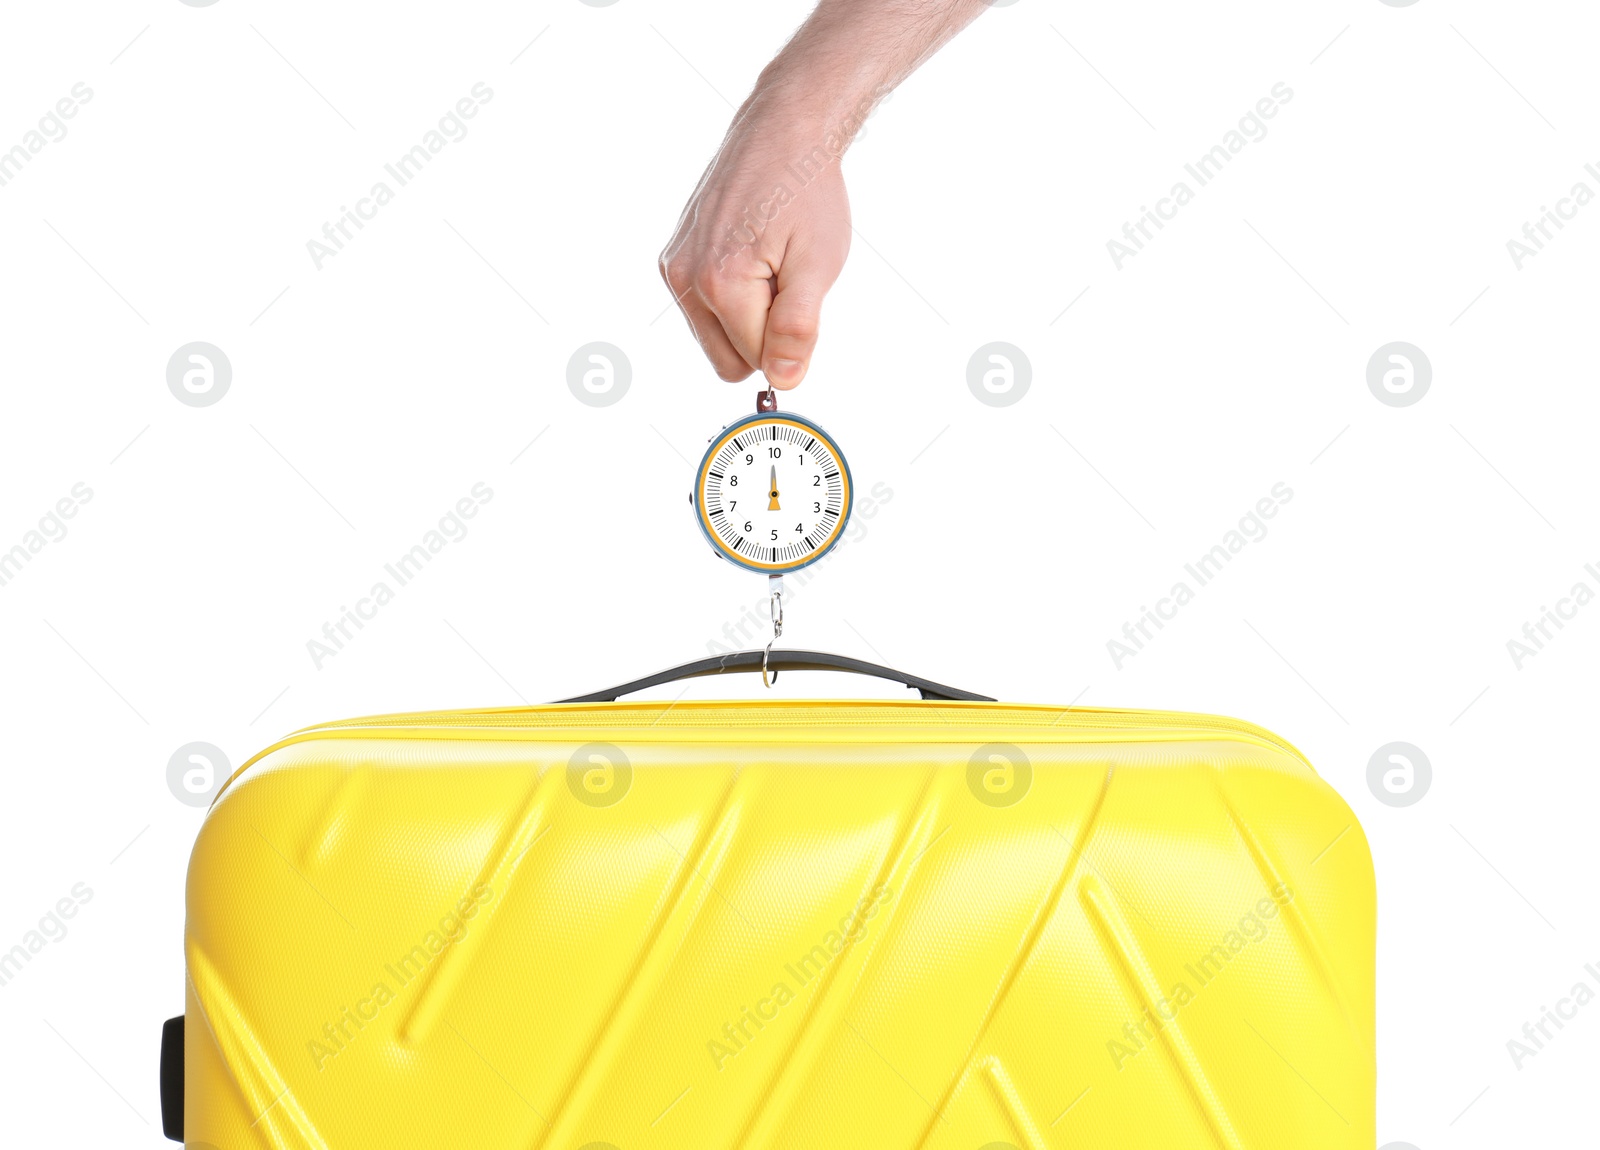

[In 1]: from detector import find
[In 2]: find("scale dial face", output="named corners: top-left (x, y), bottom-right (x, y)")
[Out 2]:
top-left (693, 412), bottom-right (852, 574)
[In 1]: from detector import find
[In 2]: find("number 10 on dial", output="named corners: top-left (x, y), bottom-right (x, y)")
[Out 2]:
top-left (692, 412), bottom-right (853, 574)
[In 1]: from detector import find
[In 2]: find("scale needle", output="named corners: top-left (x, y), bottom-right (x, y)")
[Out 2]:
top-left (768, 464), bottom-right (781, 511)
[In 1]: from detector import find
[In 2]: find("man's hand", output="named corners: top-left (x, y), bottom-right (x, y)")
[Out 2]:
top-left (660, 0), bottom-right (989, 390)
top-left (659, 91), bottom-right (853, 390)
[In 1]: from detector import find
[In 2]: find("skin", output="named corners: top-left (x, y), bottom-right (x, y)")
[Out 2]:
top-left (660, 0), bottom-right (991, 389)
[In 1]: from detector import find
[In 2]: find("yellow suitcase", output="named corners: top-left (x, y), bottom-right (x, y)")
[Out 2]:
top-left (164, 653), bottom-right (1375, 1148)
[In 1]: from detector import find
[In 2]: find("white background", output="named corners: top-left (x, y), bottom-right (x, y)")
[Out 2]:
top-left (1, 0), bottom-right (1595, 1146)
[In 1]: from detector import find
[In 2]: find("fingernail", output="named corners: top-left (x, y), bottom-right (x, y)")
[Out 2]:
top-left (766, 359), bottom-right (803, 384)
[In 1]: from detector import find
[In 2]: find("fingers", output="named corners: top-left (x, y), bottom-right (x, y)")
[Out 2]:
top-left (761, 259), bottom-right (826, 390)
top-left (683, 293), bottom-right (756, 382)
top-left (760, 219), bottom-right (849, 388)
top-left (699, 271), bottom-right (774, 382)
top-left (660, 257), bottom-right (754, 381)
top-left (660, 208), bottom-right (845, 389)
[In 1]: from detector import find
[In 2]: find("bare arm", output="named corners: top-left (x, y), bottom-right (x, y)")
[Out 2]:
top-left (660, 0), bottom-right (990, 389)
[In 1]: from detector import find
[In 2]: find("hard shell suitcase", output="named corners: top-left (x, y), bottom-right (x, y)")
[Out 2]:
top-left (166, 654), bottom-right (1375, 1148)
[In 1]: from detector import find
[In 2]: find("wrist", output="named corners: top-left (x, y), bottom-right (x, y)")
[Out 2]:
top-left (746, 49), bottom-right (888, 159)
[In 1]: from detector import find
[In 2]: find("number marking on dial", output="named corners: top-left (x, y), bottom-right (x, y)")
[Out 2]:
top-left (695, 415), bottom-right (851, 573)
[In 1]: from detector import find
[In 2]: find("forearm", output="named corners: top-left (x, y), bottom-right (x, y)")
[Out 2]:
top-left (660, 0), bottom-right (989, 386)
top-left (744, 0), bottom-right (991, 145)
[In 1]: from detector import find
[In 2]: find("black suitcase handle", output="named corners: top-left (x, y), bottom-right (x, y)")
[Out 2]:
top-left (160, 1015), bottom-right (183, 1142)
top-left (555, 649), bottom-right (993, 703)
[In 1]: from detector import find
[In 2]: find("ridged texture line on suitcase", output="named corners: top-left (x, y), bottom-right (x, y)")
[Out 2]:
top-left (185, 734), bottom-right (1374, 1149)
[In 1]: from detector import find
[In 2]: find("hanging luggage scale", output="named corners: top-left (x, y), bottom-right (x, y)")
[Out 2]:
top-left (690, 389), bottom-right (853, 576)
top-left (689, 389), bottom-right (854, 685)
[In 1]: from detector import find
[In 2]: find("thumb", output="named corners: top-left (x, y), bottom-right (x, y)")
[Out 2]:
top-left (761, 246), bottom-right (836, 390)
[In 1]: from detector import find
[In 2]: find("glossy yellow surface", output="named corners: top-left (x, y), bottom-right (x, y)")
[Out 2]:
top-left (187, 701), bottom-right (1374, 1149)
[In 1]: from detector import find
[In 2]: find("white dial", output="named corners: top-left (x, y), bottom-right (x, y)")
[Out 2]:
top-left (693, 414), bottom-right (852, 574)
